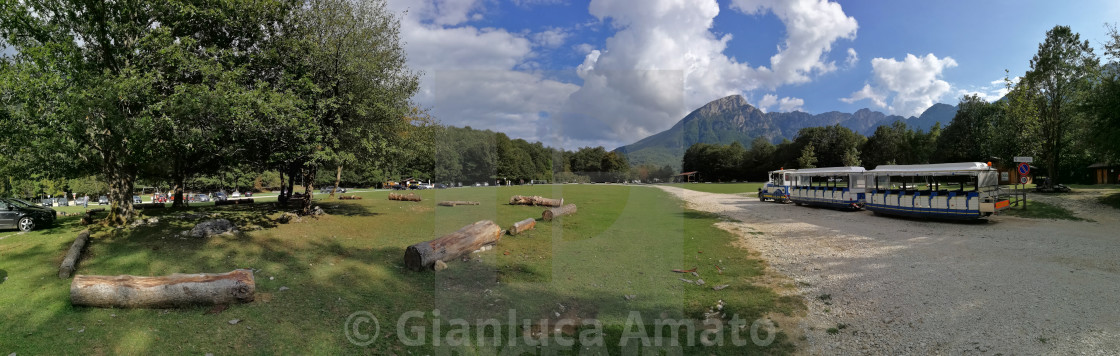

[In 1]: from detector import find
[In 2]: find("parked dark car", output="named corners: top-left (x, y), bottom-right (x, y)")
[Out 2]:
top-left (133, 195), bottom-right (142, 204)
top-left (0, 198), bottom-right (56, 232)
top-left (434, 183), bottom-right (448, 189)
top-left (212, 192), bottom-right (227, 201)
top-left (98, 195), bottom-right (109, 205)
top-left (319, 186), bottom-right (347, 194)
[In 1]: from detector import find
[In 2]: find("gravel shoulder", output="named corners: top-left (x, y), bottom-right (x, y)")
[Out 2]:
top-left (659, 186), bottom-right (1120, 355)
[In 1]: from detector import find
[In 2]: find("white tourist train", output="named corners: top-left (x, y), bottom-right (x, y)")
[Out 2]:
top-left (786, 166), bottom-right (867, 210)
top-left (761, 162), bottom-right (1011, 220)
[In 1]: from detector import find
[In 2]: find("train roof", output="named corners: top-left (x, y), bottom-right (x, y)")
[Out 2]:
top-left (787, 166), bottom-right (866, 175)
top-left (867, 162), bottom-right (993, 175)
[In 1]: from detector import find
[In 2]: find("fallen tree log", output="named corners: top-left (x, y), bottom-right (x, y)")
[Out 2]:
top-left (134, 203), bottom-right (166, 210)
top-left (508, 195), bottom-right (563, 207)
top-left (509, 218), bottom-right (536, 235)
top-left (70, 269), bottom-right (255, 308)
top-left (389, 193), bottom-right (422, 202)
top-left (339, 195), bottom-right (363, 200)
top-left (542, 204), bottom-right (577, 221)
top-left (58, 230), bottom-right (91, 278)
top-left (404, 220), bottom-right (501, 271)
top-left (438, 201), bottom-right (480, 207)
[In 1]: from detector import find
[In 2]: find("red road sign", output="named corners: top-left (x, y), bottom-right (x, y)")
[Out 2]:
top-left (1020, 176), bottom-right (1029, 184)
top-left (1017, 162), bottom-right (1030, 175)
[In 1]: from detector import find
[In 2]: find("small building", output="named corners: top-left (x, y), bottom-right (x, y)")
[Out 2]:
top-left (1088, 162), bottom-right (1120, 184)
top-left (675, 171), bottom-right (698, 183)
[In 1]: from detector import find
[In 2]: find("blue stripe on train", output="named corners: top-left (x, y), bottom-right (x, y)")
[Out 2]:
top-left (863, 203), bottom-right (983, 219)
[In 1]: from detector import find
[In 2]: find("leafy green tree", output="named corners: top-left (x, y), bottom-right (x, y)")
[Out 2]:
top-left (797, 143), bottom-right (818, 168)
top-left (1023, 25), bottom-right (1098, 186)
top-left (935, 95), bottom-right (1000, 162)
top-left (1087, 25), bottom-right (1120, 163)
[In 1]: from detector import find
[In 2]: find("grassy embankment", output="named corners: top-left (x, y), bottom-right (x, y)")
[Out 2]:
top-left (0, 184), bottom-right (801, 355)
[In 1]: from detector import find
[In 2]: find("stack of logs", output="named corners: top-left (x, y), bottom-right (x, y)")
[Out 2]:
top-left (508, 195), bottom-right (563, 207)
top-left (388, 193), bottom-right (422, 202)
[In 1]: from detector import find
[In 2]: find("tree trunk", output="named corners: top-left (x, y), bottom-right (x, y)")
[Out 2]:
top-left (404, 220), bottom-right (502, 271)
top-left (437, 201), bottom-right (479, 206)
top-left (70, 269), bottom-right (256, 308)
top-left (172, 170), bottom-right (186, 208)
top-left (509, 218), bottom-right (536, 235)
top-left (105, 164), bottom-right (135, 226)
top-left (59, 230), bottom-right (91, 278)
top-left (508, 195), bottom-right (564, 207)
top-left (331, 165), bottom-right (342, 198)
top-left (301, 166), bottom-right (315, 215)
top-left (542, 204), bottom-right (577, 221)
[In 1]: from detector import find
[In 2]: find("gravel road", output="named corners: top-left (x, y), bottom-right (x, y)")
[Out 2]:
top-left (659, 186), bottom-right (1120, 355)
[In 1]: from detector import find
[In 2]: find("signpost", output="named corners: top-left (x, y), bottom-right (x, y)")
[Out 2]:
top-left (1014, 157), bottom-right (1032, 210)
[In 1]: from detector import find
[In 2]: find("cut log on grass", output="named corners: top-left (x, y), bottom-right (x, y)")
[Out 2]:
top-left (70, 269), bottom-right (255, 308)
top-left (509, 218), bottom-right (536, 235)
top-left (404, 220), bottom-right (501, 271)
top-left (542, 204), bottom-right (577, 221)
top-left (508, 195), bottom-right (564, 207)
top-left (389, 193), bottom-right (422, 202)
top-left (58, 230), bottom-right (91, 279)
top-left (338, 195), bottom-right (363, 200)
top-left (438, 201), bottom-right (480, 207)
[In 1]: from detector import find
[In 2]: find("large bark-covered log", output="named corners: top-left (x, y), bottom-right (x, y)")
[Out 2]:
top-left (59, 230), bottom-right (91, 278)
top-left (404, 220), bottom-right (502, 271)
top-left (508, 195), bottom-right (564, 207)
top-left (389, 193), bottom-right (422, 202)
top-left (438, 201), bottom-right (480, 207)
top-left (70, 269), bottom-right (256, 308)
top-left (542, 204), bottom-right (577, 221)
top-left (509, 218), bottom-right (536, 235)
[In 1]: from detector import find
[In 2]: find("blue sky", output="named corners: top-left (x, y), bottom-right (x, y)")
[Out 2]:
top-left (384, 0), bottom-right (1119, 150)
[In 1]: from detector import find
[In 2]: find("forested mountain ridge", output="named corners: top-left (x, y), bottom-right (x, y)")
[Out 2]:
top-left (614, 95), bottom-right (957, 168)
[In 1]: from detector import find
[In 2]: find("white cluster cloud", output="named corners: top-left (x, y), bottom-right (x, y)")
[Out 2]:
top-left (559, 0), bottom-right (859, 146)
top-left (755, 94), bottom-right (804, 113)
top-left (730, 0), bottom-right (859, 86)
top-left (386, 0), bottom-right (578, 147)
top-left (533, 28), bottom-right (570, 48)
top-left (956, 77), bottom-right (1018, 103)
top-left (845, 48), bottom-right (859, 68)
top-left (842, 53), bottom-right (958, 117)
top-left (779, 96), bottom-right (805, 112)
top-left (387, 0), bottom-right (859, 149)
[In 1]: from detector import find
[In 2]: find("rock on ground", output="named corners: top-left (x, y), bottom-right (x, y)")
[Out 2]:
top-left (188, 219), bottom-right (238, 238)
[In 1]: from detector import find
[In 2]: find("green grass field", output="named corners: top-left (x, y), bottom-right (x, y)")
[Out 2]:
top-left (0, 185), bottom-right (800, 355)
top-left (664, 182), bottom-right (765, 194)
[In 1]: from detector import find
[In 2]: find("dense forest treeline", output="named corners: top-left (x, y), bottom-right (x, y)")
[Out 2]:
top-left (684, 25), bottom-right (1120, 185)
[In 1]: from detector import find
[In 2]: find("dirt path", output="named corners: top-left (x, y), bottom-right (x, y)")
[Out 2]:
top-left (659, 186), bottom-right (1120, 355)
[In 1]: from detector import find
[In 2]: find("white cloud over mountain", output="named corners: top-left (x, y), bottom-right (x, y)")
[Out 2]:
top-left (387, 0), bottom-right (859, 149)
top-left (843, 53), bottom-right (958, 117)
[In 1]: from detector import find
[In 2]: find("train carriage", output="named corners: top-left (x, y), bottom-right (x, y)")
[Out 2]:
top-left (787, 167), bottom-right (867, 210)
top-left (759, 169), bottom-right (795, 203)
top-left (863, 162), bottom-right (1010, 220)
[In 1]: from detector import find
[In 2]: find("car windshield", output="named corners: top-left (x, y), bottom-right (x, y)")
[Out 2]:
top-left (7, 198), bottom-right (35, 207)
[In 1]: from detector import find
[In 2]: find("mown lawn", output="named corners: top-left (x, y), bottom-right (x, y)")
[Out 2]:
top-left (0, 185), bottom-right (801, 355)
top-left (664, 182), bottom-right (765, 195)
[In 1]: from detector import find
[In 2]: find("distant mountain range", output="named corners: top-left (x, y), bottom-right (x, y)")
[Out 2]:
top-left (614, 95), bottom-right (958, 169)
